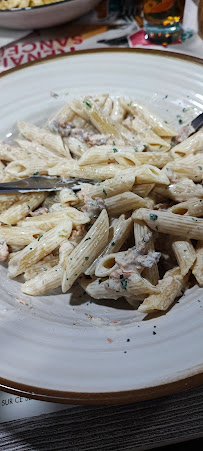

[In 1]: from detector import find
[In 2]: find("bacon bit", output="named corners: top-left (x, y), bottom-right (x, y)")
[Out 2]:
top-left (107, 338), bottom-right (113, 343)
top-left (30, 207), bottom-right (49, 216)
top-left (16, 298), bottom-right (28, 305)
top-left (85, 313), bottom-right (93, 319)
top-left (110, 320), bottom-right (119, 324)
top-left (154, 202), bottom-right (170, 211)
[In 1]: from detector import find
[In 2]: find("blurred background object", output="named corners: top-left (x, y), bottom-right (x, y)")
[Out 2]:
top-left (143, 0), bottom-right (185, 44)
top-left (198, 0), bottom-right (203, 38)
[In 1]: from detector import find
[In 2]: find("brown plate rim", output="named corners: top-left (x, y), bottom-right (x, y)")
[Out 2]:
top-left (1, 369), bottom-right (203, 405)
top-left (0, 48), bottom-right (203, 404)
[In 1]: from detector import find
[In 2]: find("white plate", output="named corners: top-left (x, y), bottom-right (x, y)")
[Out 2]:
top-left (0, 49), bottom-right (203, 404)
top-left (0, 0), bottom-right (100, 30)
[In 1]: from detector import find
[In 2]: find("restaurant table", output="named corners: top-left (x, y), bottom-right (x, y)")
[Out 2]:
top-left (0, 385), bottom-right (203, 450)
top-left (0, 0), bottom-right (203, 449)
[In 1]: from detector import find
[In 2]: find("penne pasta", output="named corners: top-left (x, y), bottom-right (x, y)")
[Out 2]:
top-left (62, 209), bottom-right (109, 292)
top-left (0, 226), bottom-right (43, 246)
top-left (170, 198), bottom-right (203, 217)
top-left (8, 220), bottom-right (72, 278)
top-left (85, 215), bottom-right (132, 276)
top-left (23, 254), bottom-right (59, 281)
top-left (171, 236), bottom-right (196, 277)
top-left (18, 121), bottom-right (67, 157)
top-left (79, 146), bottom-right (171, 167)
top-left (104, 192), bottom-right (153, 216)
top-left (171, 129), bottom-right (203, 158)
top-left (79, 173), bottom-right (135, 200)
top-left (124, 116), bottom-right (171, 151)
top-left (192, 241), bottom-right (203, 286)
top-left (0, 192), bottom-right (46, 225)
top-left (132, 183), bottom-right (155, 198)
top-left (133, 208), bottom-right (203, 240)
top-left (165, 154), bottom-right (203, 182)
top-left (85, 272), bottom-right (158, 301)
top-left (19, 208), bottom-right (89, 231)
top-left (0, 93), bottom-right (202, 316)
top-left (15, 139), bottom-right (66, 163)
top-left (22, 264), bottom-right (62, 295)
top-left (134, 222), bottom-right (159, 285)
top-left (121, 99), bottom-right (177, 137)
top-left (81, 98), bottom-right (122, 138)
top-left (154, 178), bottom-right (203, 202)
top-left (138, 267), bottom-right (188, 312)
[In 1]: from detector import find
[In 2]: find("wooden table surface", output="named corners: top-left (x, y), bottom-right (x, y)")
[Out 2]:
top-left (0, 385), bottom-right (202, 450)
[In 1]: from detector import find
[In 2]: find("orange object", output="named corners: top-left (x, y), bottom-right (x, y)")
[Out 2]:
top-left (144, 0), bottom-right (175, 14)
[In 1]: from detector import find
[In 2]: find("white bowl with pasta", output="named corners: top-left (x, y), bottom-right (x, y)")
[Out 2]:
top-left (0, 49), bottom-right (203, 404)
top-left (0, 0), bottom-right (100, 29)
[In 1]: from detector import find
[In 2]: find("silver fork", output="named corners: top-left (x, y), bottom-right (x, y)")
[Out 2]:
top-left (0, 176), bottom-right (95, 193)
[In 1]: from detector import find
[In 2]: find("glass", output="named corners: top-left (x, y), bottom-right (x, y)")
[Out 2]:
top-left (144, 0), bottom-right (185, 44)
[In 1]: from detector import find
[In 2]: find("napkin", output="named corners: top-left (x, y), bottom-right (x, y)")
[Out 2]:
top-left (0, 28), bottom-right (31, 49)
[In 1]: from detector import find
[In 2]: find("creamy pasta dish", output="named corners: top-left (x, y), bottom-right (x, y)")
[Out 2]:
top-left (0, 0), bottom-right (62, 9)
top-left (0, 94), bottom-right (202, 314)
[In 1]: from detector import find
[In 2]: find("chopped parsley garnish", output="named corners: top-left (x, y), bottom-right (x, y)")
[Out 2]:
top-left (84, 100), bottom-right (91, 108)
top-left (164, 95), bottom-right (168, 99)
top-left (27, 205), bottom-right (30, 210)
top-left (143, 144), bottom-right (146, 150)
top-left (150, 213), bottom-right (158, 221)
top-left (191, 217), bottom-right (198, 222)
top-left (113, 148), bottom-right (118, 153)
top-left (29, 247), bottom-right (33, 250)
top-left (70, 257), bottom-right (73, 260)
top-left (33, 172), bottom-right (39, 176)
top-left (178, 118), bottom-right (183, 124)
top-left (98, 279), bottom-right (102, 284)
top-left (182, 107), bottom-right (187, 112)
top-left (134, 146), bottom-right (138, 152)
top-left (198, 166), bottom-right (202, 170)
top-left (96, 183), bottom-right (100, 186)
top-left (121, 278), bottom-right (127, 290)
top-left (120, 274), bottom-right (124, 279)
top-left (111, 241), bottom-right (115, 246)
top-left (85, 256), bottom-right (89, 260)
top-left (37, 235), bottom-right (43, 241)
top-left (159, 145), bottom-right (163, 149)
top-left (103, 189), bottom-right (107, 196)
top-left (113, 140), bottom-right (116, 146)
top-left (164, 120), bottom-right (168, 124)
top-left (85, 237), bottom-right (91, 241)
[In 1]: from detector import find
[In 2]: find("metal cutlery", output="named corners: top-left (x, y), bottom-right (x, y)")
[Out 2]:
top-left (0, 176), bottom-right (94, 194)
